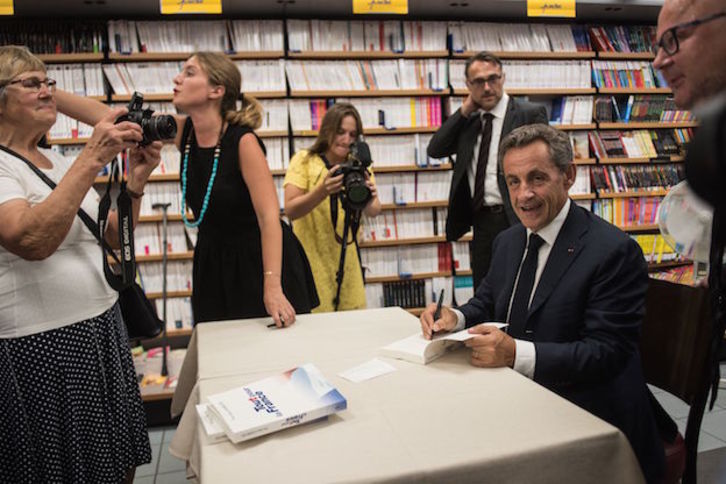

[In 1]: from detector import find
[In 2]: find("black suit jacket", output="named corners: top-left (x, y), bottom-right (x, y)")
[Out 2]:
top-left (427, 97), bottom-right (548, 241)
top-left (459, 203), bottom-right (664, 483)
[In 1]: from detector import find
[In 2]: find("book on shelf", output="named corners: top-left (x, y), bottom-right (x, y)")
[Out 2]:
top-left (380, 324), bottom-right (507, 365)
top-left (204, 364), bottom-right (347, 444)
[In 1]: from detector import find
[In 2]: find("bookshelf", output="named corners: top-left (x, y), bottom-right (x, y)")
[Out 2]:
top-left (32, 17), bottom-right (691, 323)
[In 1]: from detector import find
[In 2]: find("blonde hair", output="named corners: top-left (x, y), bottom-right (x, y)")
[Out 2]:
top-left (0, 46), bottom-right (46, 104)
top-left (192, 51), bottom-right (263, 129)
top-left (308, 103), bottom-right (363, 157)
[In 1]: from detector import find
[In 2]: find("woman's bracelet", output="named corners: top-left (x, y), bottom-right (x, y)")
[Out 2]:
top-left (126, 188), bottom-right (144, 199)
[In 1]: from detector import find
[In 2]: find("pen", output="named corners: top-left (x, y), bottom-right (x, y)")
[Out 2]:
top-left (432, 289), bottom-right (444, 337)
top-left (267, 315), bottom-right (286, 328)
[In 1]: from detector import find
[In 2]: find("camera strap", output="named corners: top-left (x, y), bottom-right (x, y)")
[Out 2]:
top-left (98, 154), bottom-right (136, 291)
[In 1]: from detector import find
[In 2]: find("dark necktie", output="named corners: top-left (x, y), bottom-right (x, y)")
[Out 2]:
top-left (472, 112), bottom-right (494, 211)
top-left (508, 233), bottom-right (545, 339)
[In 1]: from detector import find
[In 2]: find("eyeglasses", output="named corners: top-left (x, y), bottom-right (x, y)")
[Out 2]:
top-left (653, 11), bottom-right (726, 56)
top-left (467, 74), bottom-right (502, 88)
top-left (1, 76), bottom-right (57, 93)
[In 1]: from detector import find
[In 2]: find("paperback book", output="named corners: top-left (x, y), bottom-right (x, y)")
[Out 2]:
top-left (206, 364), bottom-right (347, 444)
top-left (380, 323), bottom-right (507, 365)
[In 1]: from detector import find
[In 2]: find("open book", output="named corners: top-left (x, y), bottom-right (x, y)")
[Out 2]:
top-left (205, 363), bottom-right (347, 444)
top-left (379, 323), bottom-right (508, 365)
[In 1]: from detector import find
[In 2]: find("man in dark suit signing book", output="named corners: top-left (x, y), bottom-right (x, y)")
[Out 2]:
top-left (427, 51), bottom-right (547, 288)
top-left (420, 124), bottom-right (665, 483)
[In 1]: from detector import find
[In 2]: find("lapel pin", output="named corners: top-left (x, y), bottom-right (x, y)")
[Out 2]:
top-left (567, 247), bottom-right (575, 255)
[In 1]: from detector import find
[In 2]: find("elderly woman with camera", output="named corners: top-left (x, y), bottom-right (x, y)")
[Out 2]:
top-left (0, 46), bottom-right (160, 483)
top-left (284, 103), bottom-right (381, 312)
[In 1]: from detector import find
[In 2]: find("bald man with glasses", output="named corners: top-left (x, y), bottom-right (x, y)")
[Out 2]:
top-left (654, 0), bottom-right (726, 110)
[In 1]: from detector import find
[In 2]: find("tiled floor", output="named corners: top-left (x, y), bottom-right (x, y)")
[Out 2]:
top-left (136, 364), bottom-right (726, 484)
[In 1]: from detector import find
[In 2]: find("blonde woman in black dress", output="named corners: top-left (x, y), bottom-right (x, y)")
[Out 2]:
top-left (57, 52), bottom-right (318, 327)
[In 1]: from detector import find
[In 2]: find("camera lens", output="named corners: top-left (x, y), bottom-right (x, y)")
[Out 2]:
top-left (344, 172), bottom-right (371, 209)
top-left (142, 114), bottom-right (177, 142)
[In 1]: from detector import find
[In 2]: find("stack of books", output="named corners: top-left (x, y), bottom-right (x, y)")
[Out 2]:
top-left (198, 364), bottom-right (347, 444)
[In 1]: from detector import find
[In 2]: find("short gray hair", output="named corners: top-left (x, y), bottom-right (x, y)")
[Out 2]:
top-left (498, 124), bottom-right (572, 172)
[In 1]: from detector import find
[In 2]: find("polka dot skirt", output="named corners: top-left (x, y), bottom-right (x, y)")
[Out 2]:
top-left (0, 303), bottom-right (152, 483)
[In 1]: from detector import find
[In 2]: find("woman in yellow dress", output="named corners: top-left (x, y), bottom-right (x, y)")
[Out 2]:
top-left (284, 103), bottom-right (381, 312)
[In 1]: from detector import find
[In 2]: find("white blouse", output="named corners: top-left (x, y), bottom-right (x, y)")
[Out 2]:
top-left (0, 148), bottom-right (118, 338)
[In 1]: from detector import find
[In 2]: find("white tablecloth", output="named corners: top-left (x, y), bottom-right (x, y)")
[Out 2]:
top-left (170, 307), bottom-right (644, 483)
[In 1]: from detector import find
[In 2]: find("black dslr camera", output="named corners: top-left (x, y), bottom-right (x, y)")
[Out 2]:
top-left (335, 140), bottom-right (373, 211)
top-left (116, 92), bottom-right (177, 146)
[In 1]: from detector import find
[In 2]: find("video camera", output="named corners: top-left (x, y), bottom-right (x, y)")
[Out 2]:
top-left (335, 140), bottom-right (373, 212)
top-left (116, 92), bottom-right (177, 146)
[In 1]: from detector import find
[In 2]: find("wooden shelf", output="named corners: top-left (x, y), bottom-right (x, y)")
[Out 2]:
top-left (289, 89), bottom-right (447, 98)
top-left (620, 224), bottom-right (660, 232)
top-left (360, 234), bottom-right (471, 249)
top-left (597, 51), bottom-right (655, 60)
top-left (293, 126), bottom-right (439, 137)
top-left (554, 123), bottom-right (597, 130)
top-left (380, 200), bottom-right (448, 210)
top-left (373, 164), bottom-right (452, 173)
top-left (570, 193), bottom-right (596, 200)
top-left (648, 260), bottom-right (692, 272)
top-left (257, 130), bottom-right (290, 138)
top-left (573, 158), bottom-right (598, 165)
top-left (598, 157), bottom-right (652, 164)
top-left (598, 121), bottom-right (698, 130)
top-left (111, 91), bottom-right (286, 102)
top-left (288, 50), bottom-right (449, 59)
top-left (598, 189), bottom-right (668, 198)
top-left (598, 87), bottom-right (672, 95)
top-left (360, 236), bottom-right (447, 248)
top-left (109, 51), bottom-right (285, 61)
top-left (134, 252), bottom-right (194, 263)
top-left (141, 390), bottom-right (175, 402)
top-left (452, 51), bottom-right (596, 60)
top-left (598, 155), bottom-right (685, 164)
top-left (452, 88), bottom-right (596, 96)
top-left (37, 53), bottom-right (104, 63)
top-left (95, 173), bottom-right (180, 184)
top-left (139, 213), bottom-right (190, 223)
top-left (366, 271), bottom-right (451, 284)
top-left (146, 289), bottom-right (192, 300)
top-left (47, 136), bottom-right (91, 145)
top-left (143, 328), bottom-right (193, 339)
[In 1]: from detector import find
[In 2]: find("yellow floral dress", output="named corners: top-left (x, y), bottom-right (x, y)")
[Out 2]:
top-left (284, 150), bottom-right (376, 312)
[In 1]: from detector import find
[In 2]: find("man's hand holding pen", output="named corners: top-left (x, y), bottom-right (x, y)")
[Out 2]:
top-left (419, 301), bottom-right (457, 340)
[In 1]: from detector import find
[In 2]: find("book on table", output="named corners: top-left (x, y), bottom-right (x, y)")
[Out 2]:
top-left (380, 323), bottom-right (507, 365)
top-left (205, 363), bottom-right (347, 444)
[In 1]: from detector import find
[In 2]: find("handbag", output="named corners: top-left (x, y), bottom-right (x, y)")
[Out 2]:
top-left (3, 144), bottom-right (164, 339)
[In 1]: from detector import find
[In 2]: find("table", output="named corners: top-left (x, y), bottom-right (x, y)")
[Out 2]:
top-left (169, 307), bottom-right (644, 483)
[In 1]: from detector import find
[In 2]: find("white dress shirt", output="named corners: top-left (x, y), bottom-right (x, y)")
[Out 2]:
top-left (451, 198), bottom-right (572, 379)
top-left (466, 92), bottom-right (509, 206)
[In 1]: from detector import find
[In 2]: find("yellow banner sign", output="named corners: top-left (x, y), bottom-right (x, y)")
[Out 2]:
top-left (160, 0), bottom-right (222, 15)
top-left (353, 0), bottom-right (408, 15)
top-left (0, 0), bottom-right (14, 15)
top-left (527, 0), bottom-right (575, 18)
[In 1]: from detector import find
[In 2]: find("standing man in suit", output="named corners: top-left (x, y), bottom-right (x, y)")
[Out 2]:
top-left (427, 52), bottom-right (547, 288)
top-left (420, 124), bottom-right (664, 483)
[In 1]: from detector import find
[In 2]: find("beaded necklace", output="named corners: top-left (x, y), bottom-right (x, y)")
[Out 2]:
top-left (181, 122), bottom-right (225, 228)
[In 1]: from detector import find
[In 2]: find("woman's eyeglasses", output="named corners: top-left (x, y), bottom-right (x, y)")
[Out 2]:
top-left (1, 76), bottom-right (57, 93)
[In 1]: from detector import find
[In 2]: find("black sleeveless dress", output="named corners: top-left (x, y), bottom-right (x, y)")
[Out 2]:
top-left (181, 119), bottom-right (319, 324)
